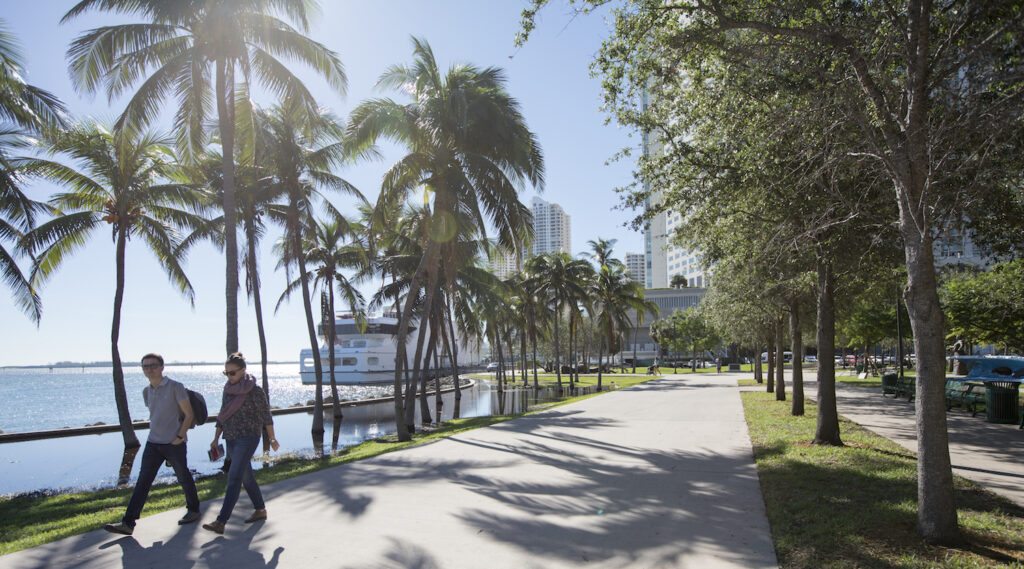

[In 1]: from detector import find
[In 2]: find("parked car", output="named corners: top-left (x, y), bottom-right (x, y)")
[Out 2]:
top-left (804, 355), bottom-right (817, 363)
top-left (486, 362), bottom-right (500, 372)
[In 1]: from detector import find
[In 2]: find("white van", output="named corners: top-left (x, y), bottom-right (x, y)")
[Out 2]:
top-left (761, 351), bottom-right (793, 363)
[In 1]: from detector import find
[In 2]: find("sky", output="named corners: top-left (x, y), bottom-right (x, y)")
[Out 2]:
top-left (0, 1), bottom-right (645, 367)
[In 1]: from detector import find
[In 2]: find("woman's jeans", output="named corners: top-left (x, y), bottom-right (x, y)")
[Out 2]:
top-left (217, 434), bottom-right (264, 523)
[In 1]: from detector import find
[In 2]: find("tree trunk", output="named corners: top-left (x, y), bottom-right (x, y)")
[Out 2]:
top-left (246, 221), bottom-right (271, 454)
top-left (531, 330), bottom-right (540, 389)
top-left (297, 248), bottom-right (324, 455)
top-left (813, 258), bottom-right (842, 445)
top-left (775, 317), bottom-right (786, 401)
top-left (754, 340), bottom-right (763, 383)
top-left (596, 338), bottom-right (604, 391)
top-left (216, 58), bottom-right (239, 356)
top-left (393, 243), bottom-right (436, 442)
top-left (444, 298), bottom-right (461, 419)
top-left (419, 338), bottom-right (433, 426)
top-left (766, 333), bottom-right (775, 393)
top-left (790, 297), bottom-right (804, 416)
top-left (111, 228), bottom-right (139, 450)
top-left (553, 309), bottom-right (563, 393)
top-left (904, 208), bottom-right (959, 543)
top-left (327, 287), bottom-right (343, 443)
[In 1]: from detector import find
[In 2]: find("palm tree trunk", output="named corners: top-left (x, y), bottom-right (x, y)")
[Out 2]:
top-left (531, 330), bottom-right (540, 390)
top-left (444, 298), bottom-right (462, 419)
top-left (597, 337), bottom-right (604, 392)
top-left (245, 223), bottom-right (271, 454)
top-left (393, 246), bottom-right (436, 442)
top-left (327, 286), bottom-right (343, 446)
top-left (296, 246), bottom-right (324, 454)
top-left (521, 328), bottom-right (528, 387)
top-left (419, 338), bottom-right (434, 426)
top-left (111, 228), bottom-right (139, 450)
top-left (217, 57), bottom-right (239, 356)
top-left (553, 310), bottom-right (563, 393)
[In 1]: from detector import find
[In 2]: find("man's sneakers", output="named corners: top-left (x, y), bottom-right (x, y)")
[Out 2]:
top-left (103, 522), bottom-right (133, 536)
top-left (178, 510), bottom-right (201, 525)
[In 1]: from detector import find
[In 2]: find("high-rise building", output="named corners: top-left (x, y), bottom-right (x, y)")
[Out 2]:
top-left (488, 246), bottom-right (518, 280)
top-left (625, 252), bottom-right (646, 285)
top-left (530, 197), bottom-right (571, 256)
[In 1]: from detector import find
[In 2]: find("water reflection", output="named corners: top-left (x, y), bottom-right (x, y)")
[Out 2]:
top-left (0, 379), bottom-right (608, 496)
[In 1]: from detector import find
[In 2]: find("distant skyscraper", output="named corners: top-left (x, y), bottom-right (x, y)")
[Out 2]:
top-left (488, 246), bottom-right (518, 279)
top-left (530, 197), bottom-right (571, 256)
top-left (625, 252), bottom-right (645, 286)
top-left (641, 92), bottom-right (708, 289)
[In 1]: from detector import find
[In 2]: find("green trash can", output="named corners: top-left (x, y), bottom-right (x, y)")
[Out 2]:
top-left (881, 371), bottom-right (898, 395)
top-left (984, 381), bottom-right (1020, 424)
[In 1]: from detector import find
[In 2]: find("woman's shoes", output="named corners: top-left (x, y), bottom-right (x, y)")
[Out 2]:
top-left (202, 520), bottom-right (225, 534)
top-left (244, 509), bottom-right (267, 523)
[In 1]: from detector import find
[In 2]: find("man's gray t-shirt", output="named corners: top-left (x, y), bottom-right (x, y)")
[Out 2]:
top-left (142, 377), bottom-right (188, 444)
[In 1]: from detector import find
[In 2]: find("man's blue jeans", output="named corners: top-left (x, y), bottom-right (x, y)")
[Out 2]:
top-left (123, 441), bottom-right (199, 526)
top-left (217, 434), bottom-right (264, 523)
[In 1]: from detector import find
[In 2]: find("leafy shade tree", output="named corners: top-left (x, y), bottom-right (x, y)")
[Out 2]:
top-left (521, 0), bottom-right (1024, 544)
top-left (941, 260), bottom-right (1024, 354)
top-left (670, 274), bottom-right (688, 289)
top-left (24, 123), bottom-right (204, 449)
top-left (63, 0), bottom-right (347, 356)
top-left (0, 19), bottom-right (67, 322)
top-left (348, 37), bottom-right (543, 441)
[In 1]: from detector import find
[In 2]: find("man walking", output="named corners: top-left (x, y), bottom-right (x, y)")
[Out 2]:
top-left (104, 353), bottom-right (201, 535)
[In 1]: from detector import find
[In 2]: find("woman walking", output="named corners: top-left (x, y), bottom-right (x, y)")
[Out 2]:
top-left (203, 352), bottom-right (279, 534)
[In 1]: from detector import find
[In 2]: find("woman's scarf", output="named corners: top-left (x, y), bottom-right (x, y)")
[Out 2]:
top-left (218, 374), bottom-right (256, 423)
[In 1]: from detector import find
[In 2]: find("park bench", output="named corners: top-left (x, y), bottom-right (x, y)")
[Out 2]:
top-left (945, 380), bottom-right (985, 416)
top-left (892, 375), bottom-right (916, 400)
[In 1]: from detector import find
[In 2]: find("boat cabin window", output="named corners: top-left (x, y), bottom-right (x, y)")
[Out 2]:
top-left (351, 340), bottom-right (366, 348)
top-left (337, 340), bottom-right (350, 348)
top-left (342, 357), bottom-right (357, 366)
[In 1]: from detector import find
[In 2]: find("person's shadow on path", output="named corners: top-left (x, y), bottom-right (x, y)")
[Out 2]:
top-left (96, 522), bottom-right (283, 568)
top-left (98, 526), bottom-right (196, 569)
top-left (199, 522), bottom-right (284, 568)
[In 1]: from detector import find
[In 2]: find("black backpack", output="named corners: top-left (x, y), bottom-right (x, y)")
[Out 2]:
top-left (186, 389), bottom-right (209, 427)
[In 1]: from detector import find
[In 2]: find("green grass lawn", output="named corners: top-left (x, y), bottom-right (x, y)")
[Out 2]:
top-left (0, 373), bottom-right (656, 555)
top-left (743, 390), bottom-right (1024, 568)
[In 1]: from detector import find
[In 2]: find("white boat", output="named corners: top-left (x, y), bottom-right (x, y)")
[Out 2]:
top-left (299, 312), bottom-right (484, 385)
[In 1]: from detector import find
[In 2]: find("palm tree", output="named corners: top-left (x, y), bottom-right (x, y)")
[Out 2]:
top-left (22, 122), bottom-right (204, 449)
top-left (592, 264), bottom-right (655, 390)
top-left (178, 144), bottom-right (282, 451)
top-left (63, 0), bottom-right (347, 356)
top-left (348, 37), bottom-right (544, 441)
top-left (259, 102), bottom-right (362, 453)
top-left (287, 209), bottom-right (366, 446)
top-left (525, 252), bottom-right (591, 392)
top-left (0, 20), bottom-right (67, 322)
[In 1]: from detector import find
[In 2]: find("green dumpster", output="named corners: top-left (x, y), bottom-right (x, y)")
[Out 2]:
top-left (881, 371), bottom-right (898, 395)
top-left (984, 381), bottom-right (1020, 424)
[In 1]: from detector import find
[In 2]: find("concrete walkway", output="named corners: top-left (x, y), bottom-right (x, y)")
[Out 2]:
top-left (825, 375), bottom-right (1024, 508)
top-left (0, 374), bottom-right (779, 569)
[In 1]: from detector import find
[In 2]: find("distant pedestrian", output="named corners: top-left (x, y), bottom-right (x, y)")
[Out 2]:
top-left (716, 357), bottom-right (722, 373)
top-left (104, 353), bottom-right (201, 536)
top-left (203, 352), bottom-right (279, 535)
